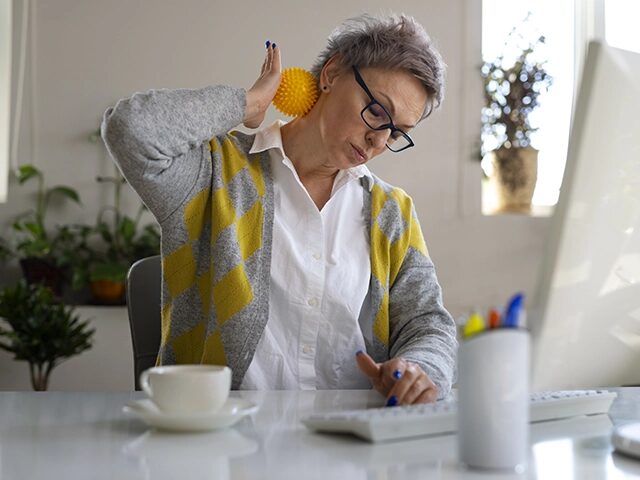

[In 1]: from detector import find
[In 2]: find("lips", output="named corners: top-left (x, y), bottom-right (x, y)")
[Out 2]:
top-left (351, 144), bottom-right (368, 163)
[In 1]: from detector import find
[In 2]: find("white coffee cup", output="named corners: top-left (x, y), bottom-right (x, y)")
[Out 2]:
top-left (139, 365), bottom-right (232, 414)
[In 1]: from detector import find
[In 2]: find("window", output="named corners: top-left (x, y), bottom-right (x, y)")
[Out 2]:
top-left (605, 0), bottom-right (640, 53)
top-left (480, 0), bottom-right (639, 216)
top-left (481, 0), bottom-right (575, 214)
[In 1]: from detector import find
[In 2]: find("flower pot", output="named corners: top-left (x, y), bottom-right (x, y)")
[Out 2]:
top-left (90, 280), bottom-right (126, 305)
top-left (489, 146), bottom-right (538, 213)
top-left (19, 257), bottom-right (67, 296)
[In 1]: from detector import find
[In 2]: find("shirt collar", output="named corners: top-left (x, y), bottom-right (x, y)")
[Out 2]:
top-left (249, 120), bottom-right (374, 192)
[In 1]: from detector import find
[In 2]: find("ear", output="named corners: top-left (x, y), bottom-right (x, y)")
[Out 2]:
top-left (319, 54), bottom-right (346, 90)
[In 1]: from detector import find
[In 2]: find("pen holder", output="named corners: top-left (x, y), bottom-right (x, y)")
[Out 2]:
top-left (457, 328), bottom-right (530, 472)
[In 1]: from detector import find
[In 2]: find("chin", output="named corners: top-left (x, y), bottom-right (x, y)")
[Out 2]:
top-left (341, 157), bottom-right (364, 169)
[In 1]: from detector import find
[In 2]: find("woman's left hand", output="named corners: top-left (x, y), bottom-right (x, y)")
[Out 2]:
top-left (355, 351), bottom-right (438, 406)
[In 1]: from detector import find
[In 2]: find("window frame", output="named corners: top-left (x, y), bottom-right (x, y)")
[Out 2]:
top-left (0, 0), bottom-right (12, 203)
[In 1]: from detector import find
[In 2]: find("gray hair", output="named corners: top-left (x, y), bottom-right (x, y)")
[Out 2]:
top-left (310, 13), bottom-right (446, 120)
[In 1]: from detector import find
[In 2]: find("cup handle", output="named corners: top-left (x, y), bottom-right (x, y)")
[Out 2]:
top-left (139, 370), bottom-right (152, 397)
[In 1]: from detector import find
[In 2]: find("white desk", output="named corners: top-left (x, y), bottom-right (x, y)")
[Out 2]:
top-left (1, 388), bottom-right (640, 479)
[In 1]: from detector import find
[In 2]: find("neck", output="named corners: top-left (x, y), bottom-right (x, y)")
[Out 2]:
top-left (280, 107), bottom-right (338, 183)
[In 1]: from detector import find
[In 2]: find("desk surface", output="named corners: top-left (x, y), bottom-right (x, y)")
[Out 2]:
top-left (1, 388), bottom-right (640, 479)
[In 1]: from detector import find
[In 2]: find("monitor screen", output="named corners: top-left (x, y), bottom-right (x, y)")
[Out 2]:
top-left (532, 41), bottom-right (640, 390)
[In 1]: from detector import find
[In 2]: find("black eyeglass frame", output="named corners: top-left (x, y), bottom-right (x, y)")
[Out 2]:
top-left (352, 65), bottom-right (415, 153)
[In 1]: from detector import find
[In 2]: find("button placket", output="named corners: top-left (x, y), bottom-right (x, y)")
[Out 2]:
top-left (298, 209), bottom-right (324, 388)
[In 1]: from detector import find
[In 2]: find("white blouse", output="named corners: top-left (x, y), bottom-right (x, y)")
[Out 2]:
top-left (240, 121), bottom-right (373, 390)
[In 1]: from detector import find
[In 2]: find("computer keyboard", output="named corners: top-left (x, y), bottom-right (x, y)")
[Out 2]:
top-left (301, 389), bottom-right (618, 442)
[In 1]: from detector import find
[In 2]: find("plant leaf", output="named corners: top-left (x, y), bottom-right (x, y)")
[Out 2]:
top-left (47, 186), bottom-right (81, 205)
top-left (23, 222), bottom-right (45, 237)
top-left (90, 262), bottom-right (128, 283)
top-left (16, 165), bottom-right (42, 185)
top-left (119, 217), bottom-right (136, 243)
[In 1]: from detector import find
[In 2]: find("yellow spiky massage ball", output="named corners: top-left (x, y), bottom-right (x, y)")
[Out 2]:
top-left (272, 68), bottom-right (319, 117)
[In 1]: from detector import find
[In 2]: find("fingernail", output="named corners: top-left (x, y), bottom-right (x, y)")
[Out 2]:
top-left (386, 395), bottom-right (398, 407)
top-left (355, 350), bottom-right (363, 356)
top-left (266, 40), bottom-right (271, 48)
top-left (393, 369), bottom-right (402, 380)
top-left (272, 43), bottom-right (277, 49)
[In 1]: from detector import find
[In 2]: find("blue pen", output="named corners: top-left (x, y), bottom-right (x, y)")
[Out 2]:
top-left (503, 293), bottom-right (524, 328)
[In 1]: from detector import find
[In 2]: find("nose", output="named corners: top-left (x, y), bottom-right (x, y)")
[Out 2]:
top-left (366, 128), bottom-right (391, 151)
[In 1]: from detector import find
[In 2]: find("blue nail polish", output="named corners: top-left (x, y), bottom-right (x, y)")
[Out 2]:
top-left (386, 395), bottom-right (398, 407)
top-left (355, 350), bottom-right (363, 356)
top-left (393, 369), bottom-right (402, 380)
top-left (266, 40), bottom-right (271, 48)
top-left (272, 43), bottom-right (277, 49)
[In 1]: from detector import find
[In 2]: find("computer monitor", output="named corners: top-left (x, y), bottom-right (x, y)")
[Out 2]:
top-left (531, 41), bottom-right (640, 390)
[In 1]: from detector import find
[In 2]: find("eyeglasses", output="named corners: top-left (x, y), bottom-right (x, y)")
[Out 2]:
top-left (352, 65), bottom-right (415, 153)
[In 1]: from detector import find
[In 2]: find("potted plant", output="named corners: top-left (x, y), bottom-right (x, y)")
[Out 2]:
top-left (480, 18), bottom-right (553, 213)
top-left (86, 126), bottom-right (160, 304)
top-left (11, 165), bottom-right (84, 295)
top-left (0, 235), bottom-right (10, 264)
top-left (88, 170), bottom-right (160, 305)
top-left (0, 281), bottom-right (94, 390)
top-left (54, 223), bottom-right (95, 298)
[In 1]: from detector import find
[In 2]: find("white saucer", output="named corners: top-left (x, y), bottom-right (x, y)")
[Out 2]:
top-left (613, 422), bottom-right (640, 459)
top-left (123, 397), bottom-right (258, 432)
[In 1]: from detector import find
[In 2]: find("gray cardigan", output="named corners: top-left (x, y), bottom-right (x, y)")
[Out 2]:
top-left (101, 85), bottom-right (457, 395)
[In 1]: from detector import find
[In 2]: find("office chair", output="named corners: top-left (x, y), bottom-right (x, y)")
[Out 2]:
top-left (126, 255), bottom-right (161, 390)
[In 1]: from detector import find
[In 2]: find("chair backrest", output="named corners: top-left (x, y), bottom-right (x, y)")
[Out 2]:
top-left (126, 255), bottom-right (161, 390)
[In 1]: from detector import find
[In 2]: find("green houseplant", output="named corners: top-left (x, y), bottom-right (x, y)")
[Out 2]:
top-left (0, 281), bottom-right (94, 390)
top-left (88, 170), bottom-right (160, 304)
top-left (0, 235), bottom-right (10, 264)
top-left (11, 165), bottom-right (84, 294)
top-left (480, 19), bottom-right (553, 213)
top-left (84, 126), bottom-right (160, 304)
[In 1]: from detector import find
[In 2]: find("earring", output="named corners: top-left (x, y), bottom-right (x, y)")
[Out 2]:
top-left (322, 86), bottom-right (328, 91)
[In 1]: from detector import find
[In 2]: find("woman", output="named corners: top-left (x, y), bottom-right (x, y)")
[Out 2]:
top-left (102, 13), bottom-right (457, 405)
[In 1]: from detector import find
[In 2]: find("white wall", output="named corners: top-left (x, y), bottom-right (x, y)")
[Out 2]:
top-left (1, 0), bottom-right (551, 390)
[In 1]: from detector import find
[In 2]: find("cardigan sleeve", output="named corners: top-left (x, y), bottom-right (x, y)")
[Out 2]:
top-left (100, 85), bottom-right (246, 222)
top-left (388, 206), bottom-right (458, 399)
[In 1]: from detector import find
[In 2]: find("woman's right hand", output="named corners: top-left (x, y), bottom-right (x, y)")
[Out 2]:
top-left (244, 42), bottom-right (281, 129)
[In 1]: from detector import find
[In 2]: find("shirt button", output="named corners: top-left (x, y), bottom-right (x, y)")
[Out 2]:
top-left (302, 345), bottom-right (313, 354)
top-left (308, 297), bottom-right (319, 307)
top-left (312, 252), bottom-right (322, 260)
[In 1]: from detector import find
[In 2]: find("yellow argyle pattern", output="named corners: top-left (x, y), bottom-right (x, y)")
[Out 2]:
top-left (369, 183), bottom-right (429, 348)
top-left (157, 132), bottom-right (423, 370)
top-left (160, 134), bottom-right (265, 366)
